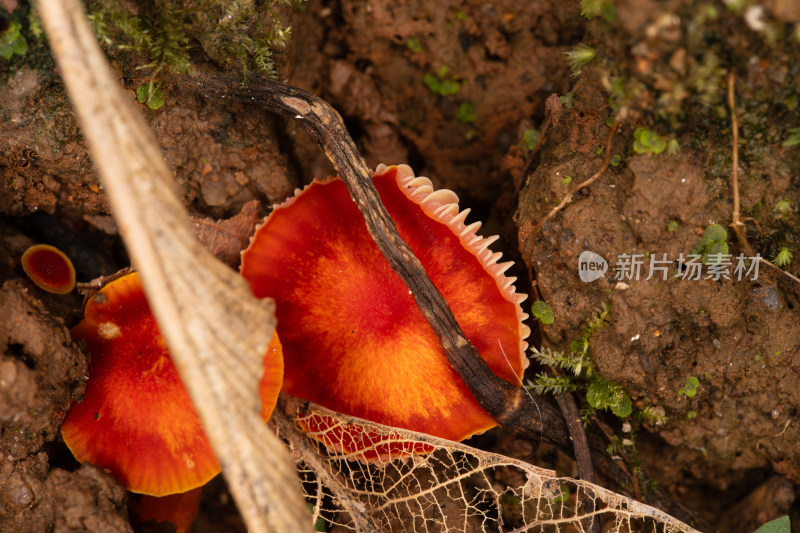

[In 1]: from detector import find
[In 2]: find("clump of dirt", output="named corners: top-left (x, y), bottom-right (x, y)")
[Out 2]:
top-left (0, 276), bottom-right (135, 531)
top-left (286, 0), bottom-right (582, 206)
top-left (516, 1), bottom-right (800, 528)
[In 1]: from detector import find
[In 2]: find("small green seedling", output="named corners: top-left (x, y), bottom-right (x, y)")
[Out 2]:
top-left (561, 176), bottom-right (573, 186)
top-left (457, 102), bottom-right (477, 124)
top-left (423, 66), bottom-right (460, 96)
top-left (679, 376), bottom-right (700, 398)
top-left (783, 127), bottom-right (800, 148)
top-left (774, 247), bottom-right (793, 267)
top-left (531, 301), bottom-right (555, 325)
top-left (774, 199), bottom-right (792, 216)
top-left (753, 515), bottom-right (790, 533)
top-left (692, 223), bottom-right (729, 264)
top-left (579, 0), bottom-right (616, 22)
top-left (609, 153), bottom-right (622, 167)
top-left (666, 220), bottom-right (678, 232)
top-left (686, 410), bottom-right (697, 419)
top-left (0, 21), bottom-right (28, 60)
top-left (136, 84), bottom-right (165, 110)
top-left (523, 129), bottom-right (540, 151)
top-left (406, 37), bottom-right (422, 53)
top-left (633, 128), bottom-right (667, 155)
top-left (565, 43), bottom-right (597, 76)
top-left (586, 376), bottom-right (632, 417)
top-left (667, 139), bottom-right (680, 155)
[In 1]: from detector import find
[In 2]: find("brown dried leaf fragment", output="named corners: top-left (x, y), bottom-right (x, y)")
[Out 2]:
top-left (192, 200), bottom-right (261, 268)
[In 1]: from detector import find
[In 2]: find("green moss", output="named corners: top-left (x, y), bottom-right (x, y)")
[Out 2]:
top-left (87, 0), bottom-right (300, 84)
top-left (0, 21), bottom-right (27, 60)
top-left (456, 102), bottom-right (477, 124)
top-left (633, 128), bottom-right (667, 155)
top-left (531, 300), bottom-right (555, 325)
top-left (423, 66), bottom-right (460, 96)
top-left (678, 376), bottom-right (700, 398)
top-left (136, 83), bottom-right (165, 110)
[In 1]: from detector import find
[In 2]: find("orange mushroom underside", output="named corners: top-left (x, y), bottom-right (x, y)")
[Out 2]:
top-left (242, 164), bottom-right (529, 443)
top-left (62, 272), bottom-right (284, 496)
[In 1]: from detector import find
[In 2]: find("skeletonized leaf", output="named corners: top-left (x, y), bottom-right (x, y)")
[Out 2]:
top-left (274, 400), bottom-right (701, 533)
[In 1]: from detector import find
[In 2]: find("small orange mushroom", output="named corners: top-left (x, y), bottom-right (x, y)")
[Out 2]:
top-left (61, 272), bottom-right (284, 496)
top-left (130, 487), bottom-right (203, 533)
top-left (21, 244), bottom-right (76, 294)
top-left (242, 164), bottom-right (530, 445)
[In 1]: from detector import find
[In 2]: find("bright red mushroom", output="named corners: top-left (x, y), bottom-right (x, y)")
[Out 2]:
top-left (242, 164), bottom-right (530, 446)
top-left (21, 244), bottom-right (76, 294)
top-left (62, 272), bottom-right (284, 496)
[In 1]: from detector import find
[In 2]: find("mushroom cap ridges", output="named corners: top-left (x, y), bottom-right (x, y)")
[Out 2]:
top-left (241, 164), bottom-right (529, 443)
top-left (62, 272), bottom-right (221, 496)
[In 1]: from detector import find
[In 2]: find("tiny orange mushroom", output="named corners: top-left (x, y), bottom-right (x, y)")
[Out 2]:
top-left (130, 487), bottom-right (203, 533)
top-left (61, 272), bottom-right (284, 496)
top-left (241, 164), bottom-right (530, 450)
top-left (21, 244), bottom-right (76, 294)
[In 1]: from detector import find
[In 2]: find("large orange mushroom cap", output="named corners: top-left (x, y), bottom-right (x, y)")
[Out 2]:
top-left (62, 272), bottom-right (277, 496)
top-left (241, 164), bottom-right (530, 443)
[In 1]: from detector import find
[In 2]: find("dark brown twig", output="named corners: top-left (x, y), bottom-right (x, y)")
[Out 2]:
top-left (553, 392), bottom-right (600, 533)
top-left (179, 72), bottom-right (709, 530)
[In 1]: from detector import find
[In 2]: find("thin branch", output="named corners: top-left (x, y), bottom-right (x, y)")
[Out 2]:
top-left (554, 392), bottom-right (600, 533)
top-left (727, 72), bottom-right (756, 258)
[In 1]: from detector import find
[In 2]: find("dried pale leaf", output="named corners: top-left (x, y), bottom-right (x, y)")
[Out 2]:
top-left (34, 0), bottom-right (310, 530)
top-left (191, 200), bottom-right (261, 268)
top-left (274, 400), bottom-right (701, 533)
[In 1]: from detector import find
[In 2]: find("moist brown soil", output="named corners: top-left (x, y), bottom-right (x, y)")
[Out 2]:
top-left (2, 0), bottom-right (800, 532)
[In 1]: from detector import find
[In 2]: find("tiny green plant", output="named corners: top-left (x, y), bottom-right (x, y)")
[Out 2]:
top-left (774, 199), bottom-right (792, 216)
top-left (633, 128), bottom-right (667, 155)
top-left (691, 223), bottom-right (728, 264)
top-left (774, 247), bottom-right (793, 267)
top-left (667, 138), bottom-right (680, 155)
top-left (456, 102), bottom-right (477, 124)
top-left (579, 0), bottom-right (616, 22)
top-left (783, 127), bottom-right (800, 148)
top-left (679, 376), bottom-right (700, 398)
top-left (423, 66), bottom-right (460, 96)
top-left (531, 300), bottom-right (555, 325)
top-left (686, 410), bottom-right (697, 419)
top-left (0, 21), bottom-right (28, 60)
top-left (666, 220), bottom-right (678, 232)
top-left (561, 176), bottom-right (573, 186)
top-left (609, 153), bottom-right (622, 167)
top-left (528, 304), bottom-right (633, 418)
top-left (136, 84), bottom-right (165, 110)
top-left (523, 129), bottom-right (540, 151)
top-left (565, 43), bottom-right (597, 76)
top-left (405, 37), bottom-right (422, 53)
